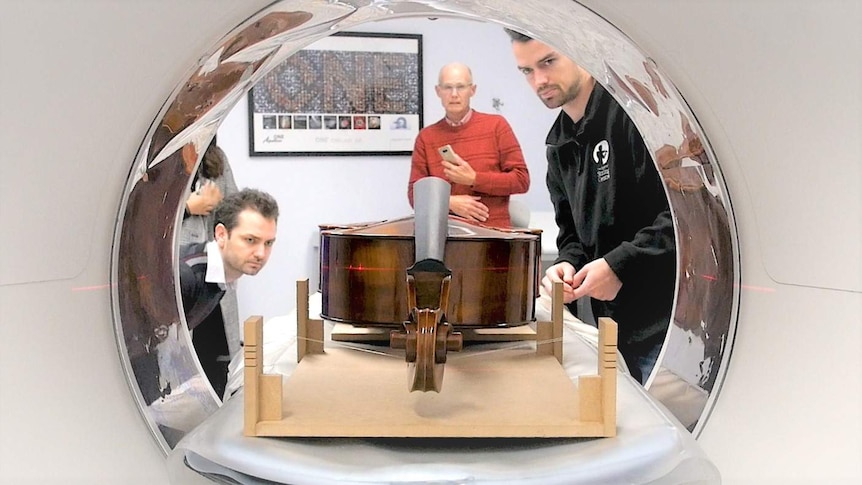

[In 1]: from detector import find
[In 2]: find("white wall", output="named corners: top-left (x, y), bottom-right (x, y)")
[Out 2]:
top-left (219, 17), bottom-right (557, 321)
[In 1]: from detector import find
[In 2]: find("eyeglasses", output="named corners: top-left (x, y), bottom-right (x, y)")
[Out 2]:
top-left (438, 83), bottom-right (473, 93)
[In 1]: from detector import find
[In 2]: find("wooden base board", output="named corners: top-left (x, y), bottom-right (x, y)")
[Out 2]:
top-left (253, 346), bottom-right (604, 438)
top-left (331, 322), bottom-right (537, 343)
top-left (243, 280), bottom-right (616, 439)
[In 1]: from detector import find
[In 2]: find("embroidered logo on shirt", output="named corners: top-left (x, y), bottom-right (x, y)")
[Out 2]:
top-left (593, 140), bottom-right (611, 182)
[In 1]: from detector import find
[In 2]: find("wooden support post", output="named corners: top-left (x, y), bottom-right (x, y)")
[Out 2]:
top-left (243, 316), bottom-right (282, 435)
top-left (536, 281), bottom-right (564, 363)
top-left (577, 317), bottom-right (617, 436)
top-left (598, 317), bottom-right (618, 436)
top-left (296, 279), bottom-right (324, 362)
top-left (243, 316), bottom-right (262, 436)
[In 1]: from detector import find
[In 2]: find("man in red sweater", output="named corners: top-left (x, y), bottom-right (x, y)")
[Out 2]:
top-left (408, 62), bottom-right (530, 228)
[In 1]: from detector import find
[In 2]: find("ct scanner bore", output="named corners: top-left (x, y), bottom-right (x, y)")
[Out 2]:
top-left (111, 0), bottom-right (739, 454)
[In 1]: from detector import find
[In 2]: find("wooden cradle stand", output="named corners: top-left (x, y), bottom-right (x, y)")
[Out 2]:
top-left (243, 280), bottom-right (618, 438)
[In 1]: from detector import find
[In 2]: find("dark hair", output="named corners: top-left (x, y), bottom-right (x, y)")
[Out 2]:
top-left (213, 188), bottom-right (279, 233)
top-left (199, 141), bottom-right (225, 180)
top-left (504, 28), bottom-right (533, 43)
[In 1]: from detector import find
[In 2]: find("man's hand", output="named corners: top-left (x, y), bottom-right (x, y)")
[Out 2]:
top-left (186, 181), bottom-right (222, 216)
top-left (441, 153), bottom-right (476, 186)
top-left (542, 259), bottom-right (622, 303)
top-left (542, 261), bottom-right (578, 303)
top-left (449, 195), bottom-right (489, 223)
top-left (569, 258), bottom-right (622, 301)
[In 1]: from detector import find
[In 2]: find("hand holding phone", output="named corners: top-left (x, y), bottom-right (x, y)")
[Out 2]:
top-left (438, 144), bottom-right (457, 163)
top-left (438, 145), bottom-right (476, 186)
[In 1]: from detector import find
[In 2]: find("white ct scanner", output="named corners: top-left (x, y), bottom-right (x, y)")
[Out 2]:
top-left (0, 1), bottom-right (859, 484)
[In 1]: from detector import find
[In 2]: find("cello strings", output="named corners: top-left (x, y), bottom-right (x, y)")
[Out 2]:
top-left (287, 335), bottom-right (403, 358)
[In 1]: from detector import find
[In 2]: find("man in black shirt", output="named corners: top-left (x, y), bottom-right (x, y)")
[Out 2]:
top-left (507, 30), bottom-right (676, 384)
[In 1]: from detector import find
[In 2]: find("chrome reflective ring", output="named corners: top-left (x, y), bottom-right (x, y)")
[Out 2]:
top-left (112, 0), bottom-right (739, 453)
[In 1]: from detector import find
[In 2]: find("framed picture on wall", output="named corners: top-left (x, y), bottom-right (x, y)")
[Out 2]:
top-left (247, 31), bottom-right (423, 156)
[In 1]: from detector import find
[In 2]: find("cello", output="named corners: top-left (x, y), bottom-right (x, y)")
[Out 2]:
top-left (318, 178), bottom-right (541, 390)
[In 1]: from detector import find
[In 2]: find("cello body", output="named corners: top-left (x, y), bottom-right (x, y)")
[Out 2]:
top-left (319, 216), bottom-right (541, 328)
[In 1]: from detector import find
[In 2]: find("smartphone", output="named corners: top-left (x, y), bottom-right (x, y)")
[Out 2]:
top-left (438, 144), bottom-right (457, 162)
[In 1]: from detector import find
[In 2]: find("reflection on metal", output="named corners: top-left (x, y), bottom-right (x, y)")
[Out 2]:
top-left (112, 0), bottom-right (739, 453)
top-left (112, 3), bottom-right (357, 453)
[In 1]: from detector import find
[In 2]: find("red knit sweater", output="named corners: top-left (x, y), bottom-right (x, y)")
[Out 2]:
top-left (408, 111), bottom-right (530, 228)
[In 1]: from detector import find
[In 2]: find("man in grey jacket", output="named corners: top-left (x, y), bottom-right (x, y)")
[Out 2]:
top-left (180, 188), bottom-right (279, 398)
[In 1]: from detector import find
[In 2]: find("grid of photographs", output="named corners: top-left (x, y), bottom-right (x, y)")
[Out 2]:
top-left (249, 32), bottom-right (422, 156)
top-left (261, 114), bottom-right (384, 131)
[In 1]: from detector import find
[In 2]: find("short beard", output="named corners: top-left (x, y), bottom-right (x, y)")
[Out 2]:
top-left (539, 83), bottom-right (579, 109)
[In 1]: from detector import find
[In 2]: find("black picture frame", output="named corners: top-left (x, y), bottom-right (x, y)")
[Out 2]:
top-left (248, 31), bottom-right (423, 157)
